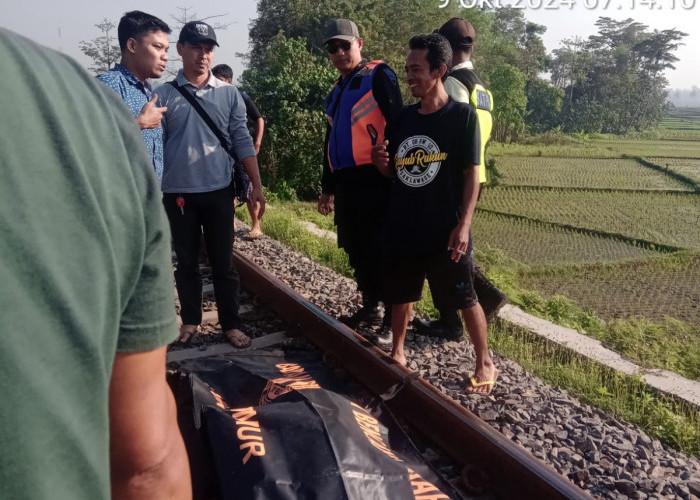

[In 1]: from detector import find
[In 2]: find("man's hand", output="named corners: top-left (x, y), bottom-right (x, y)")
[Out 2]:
top-left (254, 141), bottom-right (262, 155)
top-left (317, 193), bottom-right (334, 216)
top-left (371, 140), bottom-right (393, 177)
top-left (136, 95), bottom-right (167, 130)
top-left (240, 156), bottom-right (266, 218)
top-left (447, 220), bottom-right (471, 263)
top-left (250, 184), bottom-right (266, 219)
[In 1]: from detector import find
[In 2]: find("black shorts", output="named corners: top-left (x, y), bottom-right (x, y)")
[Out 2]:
top-left (383, 250), bottom-right (478, 309)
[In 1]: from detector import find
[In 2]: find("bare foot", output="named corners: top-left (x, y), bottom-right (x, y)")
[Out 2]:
top-left (391, 351), bottom-right (407, 366)
top-left (179, 324), bottom-right (199, 343)
top-left (466, 367), bottom-right (498, 395)
top-left (225, 328), bottom-right (251, 348)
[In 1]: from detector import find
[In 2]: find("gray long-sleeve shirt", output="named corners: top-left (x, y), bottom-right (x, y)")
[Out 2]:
top-left (156, 70), bottom-right (255, 193)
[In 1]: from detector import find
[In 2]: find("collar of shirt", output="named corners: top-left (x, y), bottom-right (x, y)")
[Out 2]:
top-left (175, 69), bottom-right (227, 92)
top-left (113, 63), bottom-right (153, 93)
top-left (451, 60), bottom-right (474, 71)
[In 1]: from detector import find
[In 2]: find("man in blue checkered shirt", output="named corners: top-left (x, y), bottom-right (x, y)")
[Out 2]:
top-left (97, 11), bottom-right (170, 182)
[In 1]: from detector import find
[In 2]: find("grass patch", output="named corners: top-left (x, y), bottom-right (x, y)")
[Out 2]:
top-left (239, 202), bottom-right (351, 278)
top-left (490, 320), bottom-right (700, 456)
top-left (280, 201), bottom-right (338, 232)
top-left (481, 253), bottom-right (700, 381)
top-left (505, 288), bottom-right (700, 381)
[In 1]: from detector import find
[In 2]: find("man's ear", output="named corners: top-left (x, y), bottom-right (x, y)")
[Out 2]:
top-left (126, 38), bottom-right (137, 54)
top-left (357, 37), bottom-right (364, 51)
top-left (176, 42), bottom-right (184, 56)
top-left (437, 63), bottom-right (447, 80)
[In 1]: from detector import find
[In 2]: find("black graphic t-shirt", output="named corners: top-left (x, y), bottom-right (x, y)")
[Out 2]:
top-left (384, 98), bottom-right (480, 254)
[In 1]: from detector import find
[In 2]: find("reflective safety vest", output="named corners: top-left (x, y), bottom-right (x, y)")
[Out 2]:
top-left (325, 60), bottom-right (388, 171)
top-left (445, 68), bottom-right (493, 184)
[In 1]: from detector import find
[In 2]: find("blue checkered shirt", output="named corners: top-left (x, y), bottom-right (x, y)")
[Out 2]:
top-left (97, 64), bottom-right (164, 182)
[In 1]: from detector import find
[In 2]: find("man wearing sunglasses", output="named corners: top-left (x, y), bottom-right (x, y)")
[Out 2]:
top-left (318, 19), bottom-right (402, 338)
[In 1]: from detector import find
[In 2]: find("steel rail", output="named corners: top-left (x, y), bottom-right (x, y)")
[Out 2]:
top-left (234, 251), bottom-right (592, 500)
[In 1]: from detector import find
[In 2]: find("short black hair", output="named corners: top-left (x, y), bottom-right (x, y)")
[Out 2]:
top-left (408, 33), bottom-right (452, 80)
top-left (212, 64), bottom-right (233, 80)
top-left (117, 11), bottom-right (171, 52)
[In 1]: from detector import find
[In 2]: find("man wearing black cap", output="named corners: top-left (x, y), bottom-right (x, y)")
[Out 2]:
top-left (156, 21), bottom-right (266, 348)
top-left (414, 17), bottom-right (508, 340)
top-left (318, 18), bottom-right (403, 335)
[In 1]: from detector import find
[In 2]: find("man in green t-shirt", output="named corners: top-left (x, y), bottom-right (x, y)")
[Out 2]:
top-left (0, 28), bottom-right (190, 499)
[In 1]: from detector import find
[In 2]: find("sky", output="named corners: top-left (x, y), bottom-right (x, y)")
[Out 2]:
top-left (0, 0), bottom-right (696, 90)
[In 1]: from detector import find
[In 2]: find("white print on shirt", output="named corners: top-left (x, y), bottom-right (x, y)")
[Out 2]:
top-left (394, 135), bottom-right (447, 187)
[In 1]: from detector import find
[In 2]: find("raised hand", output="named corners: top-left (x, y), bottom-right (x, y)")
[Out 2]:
top-left (137, 94), bottom-right (167, 130)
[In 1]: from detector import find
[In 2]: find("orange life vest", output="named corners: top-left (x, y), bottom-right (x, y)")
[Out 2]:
top-left (325, 60), bottom-right (389, 171)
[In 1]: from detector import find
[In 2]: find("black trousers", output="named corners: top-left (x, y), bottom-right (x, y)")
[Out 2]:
top-left (335, 189), bottom-right (389, 305)
top-left (163, 186), bottom-right (241, 331)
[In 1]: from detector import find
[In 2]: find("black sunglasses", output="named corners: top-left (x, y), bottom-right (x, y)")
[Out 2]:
top-left (326, 39), bottom-right (354, 54)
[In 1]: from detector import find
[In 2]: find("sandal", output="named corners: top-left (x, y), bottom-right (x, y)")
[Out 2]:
top-left (466, 370), bottom-right (499, 395)
top-left (246, 229), bottom-right (263, 239)
top-left (225, 329), bottom-right (252, 348)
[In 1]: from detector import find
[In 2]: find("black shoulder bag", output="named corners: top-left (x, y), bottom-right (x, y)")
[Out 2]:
top-left (167, 81), bottom-right (252, 204)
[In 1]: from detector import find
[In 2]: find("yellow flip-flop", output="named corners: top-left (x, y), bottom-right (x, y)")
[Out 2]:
top-left (467, 371), bottom-right (498, 395)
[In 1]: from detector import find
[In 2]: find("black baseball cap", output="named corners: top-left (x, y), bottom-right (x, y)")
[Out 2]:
top-left (438, 18), bottom-right (476, 48)
top-left (179, 21), bottom-right (219, 46)
top-left (324, 19), bottom-right (360, 44)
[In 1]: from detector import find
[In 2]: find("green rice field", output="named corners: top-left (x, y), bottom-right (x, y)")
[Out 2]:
top-left (478, 186), bottom-right (700, 250)
top-left (494, 156), bottom-right (693, 191)
top-left (590, 139), bottom-right (700, 158)
top-left (478, 129), bottom-right (700, 332)
top-left (517, 253), bottom-right (699, 324)
top-left (471, 211), bottom-right (660, 265)
top-left (660, 107), bottom-right (700, 133)
top-left (645, 157), bottom-right (700, 186)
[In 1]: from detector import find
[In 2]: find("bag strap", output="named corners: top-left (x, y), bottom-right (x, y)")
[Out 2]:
top-left (168, 80), bottom-right (236, 160)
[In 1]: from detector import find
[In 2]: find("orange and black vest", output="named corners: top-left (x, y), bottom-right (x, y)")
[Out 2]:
top-left (325, 60), bottom-right (388, 171)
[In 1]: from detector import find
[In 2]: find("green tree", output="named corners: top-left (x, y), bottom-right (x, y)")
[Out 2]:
top-left (489, 63), bottom-right (527, 142)
top-left (240, 33), bottom-right (335, 199)
top-left (247, 0), bottom-right (463, 99)
top-left (551, 17), bottom-right (686, 134)
top-left (78, 19), bottom-right (120, 74)
top-left (525, 78), bottom-right (563, 134)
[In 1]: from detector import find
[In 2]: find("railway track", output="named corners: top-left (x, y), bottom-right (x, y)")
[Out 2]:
top-left (167, 249), bottom-right (592, 499)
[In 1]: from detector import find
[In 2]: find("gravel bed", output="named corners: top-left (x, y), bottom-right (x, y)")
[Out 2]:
top-left (235, 229), bottom-right (700, 500)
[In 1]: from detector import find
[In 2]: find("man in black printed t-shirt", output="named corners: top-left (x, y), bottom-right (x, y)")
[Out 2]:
top-left (372, 33), bottom-right (497, 394)
top-left (413, 18), bottom-right (507, 341)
